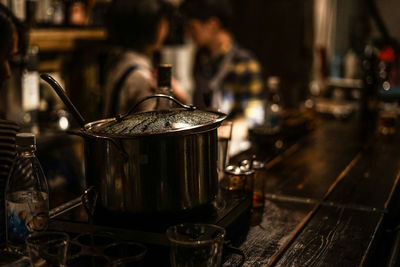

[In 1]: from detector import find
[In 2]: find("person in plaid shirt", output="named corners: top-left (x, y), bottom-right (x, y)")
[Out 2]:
top-left (181, 0), bottom-right (265, 128)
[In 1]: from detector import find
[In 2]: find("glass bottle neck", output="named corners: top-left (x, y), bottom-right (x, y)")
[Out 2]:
top-left (16, 145), bottom-right (36, 157)
top-left (158, 85), bottom-right (173, 94)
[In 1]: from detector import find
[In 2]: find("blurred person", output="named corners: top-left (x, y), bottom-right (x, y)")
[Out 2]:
top-left (103, 0), bottom-right (187, 117)
top-left (0, 4), bottom-right (25, 89)
top-left (0, 3), bottom-right (26, 245)
top-left (181, 0), bottom-right (265, 132)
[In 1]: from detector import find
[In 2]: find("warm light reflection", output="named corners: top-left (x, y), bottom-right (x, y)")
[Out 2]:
top-left (171, 122), bottom-right (191, 129)
top-left (383, 81), bottom-right (391, 91)
top-left (59, 116), bottom-right (69, 130)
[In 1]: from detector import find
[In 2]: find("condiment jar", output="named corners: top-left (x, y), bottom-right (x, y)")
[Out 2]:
top-left (221, 164), bottom-right (255, 197)
top-left (241, 160), bottom-right (266, 208)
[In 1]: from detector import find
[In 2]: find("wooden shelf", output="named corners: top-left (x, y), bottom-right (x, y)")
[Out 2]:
top-left (29, 28), bottom-right (107, 52)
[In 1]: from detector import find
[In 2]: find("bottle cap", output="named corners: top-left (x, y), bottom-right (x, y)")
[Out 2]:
top-left (157, 64), bottom-right (172, 88)
top-left (225, 164), bottom-right (255, 176)
top-left (16, 133), bottom-right (36, 147)
top-left (240, 159), bottom-right (265, 170)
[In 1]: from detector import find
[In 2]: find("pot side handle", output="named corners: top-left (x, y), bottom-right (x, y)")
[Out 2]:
top-left (116, 94), bottom-right (196, 122)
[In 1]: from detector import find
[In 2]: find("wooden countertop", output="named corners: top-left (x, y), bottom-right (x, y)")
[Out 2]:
top-left (224, 118), bottom-right (400, 266)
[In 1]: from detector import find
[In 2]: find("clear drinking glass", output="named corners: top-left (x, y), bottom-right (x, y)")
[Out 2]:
top-left (217, 121), bottom-right (233, 181)
top-left (26, 231), bottom-right (69, 267)
top-left (0, 249), bottom-right (30, 266)
top-left (104, 242), bottom-right (147, 265)
top-left (166, 223), bottom-right (225, 267)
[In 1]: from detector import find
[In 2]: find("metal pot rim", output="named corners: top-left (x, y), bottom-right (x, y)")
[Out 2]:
top-left (83, 110), bottom-right (227, 138)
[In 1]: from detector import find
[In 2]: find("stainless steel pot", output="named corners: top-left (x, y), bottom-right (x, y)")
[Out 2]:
top-left (41, 73), bottom-right (227, 215)
top-left (80, 95), bottom-right (226, 213)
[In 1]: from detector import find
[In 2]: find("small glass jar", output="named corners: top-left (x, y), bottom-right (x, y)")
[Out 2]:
top-left (221, 165), bottom-right (255, 197)
top-left (251, 161), bottom-right (266, 208)
top-left (240, 159), bottom-right (266, 208)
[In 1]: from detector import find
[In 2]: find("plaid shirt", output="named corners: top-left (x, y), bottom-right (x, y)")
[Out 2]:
top-left (193, 43), bottom-right (265, 127)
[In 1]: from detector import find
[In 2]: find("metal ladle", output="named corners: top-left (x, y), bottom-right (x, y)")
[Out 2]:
top-left (40, 73), bottom-right (86, 128)
top-left (40, 73), bottom-right (98, 219)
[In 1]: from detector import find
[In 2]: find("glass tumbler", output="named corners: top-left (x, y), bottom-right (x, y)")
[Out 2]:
top-left (221, 165), bottom-right (255, 198)
top-left (240, 159), bottom-right (266, 208)
top-left (166, 223), bottom-right (225, 267)
top-left (26, 231), bottom-right (69, 267)
top-left (217, 121), bottom-right (233, 181)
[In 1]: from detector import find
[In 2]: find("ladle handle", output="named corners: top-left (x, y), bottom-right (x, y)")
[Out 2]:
top-left (48, 186), bottom-right (97, 219)
top-left (117, 94), bottom-right (195, 121)
top-left (49, 195), bottom-right (82, 219)
top-left (40, 73), bottom-right (86, 128)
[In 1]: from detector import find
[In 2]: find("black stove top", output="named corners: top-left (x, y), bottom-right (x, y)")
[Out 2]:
top-left (50, 193), bottom-right (251, 242)
top-left (48, 192), bottom-right (252, 266)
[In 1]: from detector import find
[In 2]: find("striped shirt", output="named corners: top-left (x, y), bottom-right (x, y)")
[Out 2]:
top-left (0, 119), bottom-right (19, 244)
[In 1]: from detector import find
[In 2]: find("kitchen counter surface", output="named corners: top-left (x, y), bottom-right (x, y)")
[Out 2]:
top-left (47, 116), bottom-right (400, 266)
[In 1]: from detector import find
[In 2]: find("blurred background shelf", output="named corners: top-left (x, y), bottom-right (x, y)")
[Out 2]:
top-left (29, 28), bottom-right (107, 52)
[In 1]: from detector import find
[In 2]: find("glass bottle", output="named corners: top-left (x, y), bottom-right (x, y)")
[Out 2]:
top-left (264, 76), bottom-right (283, 134)
top-left (360, 42), bottom-right (379, 122)
top-left (157, 64), bottom-right (173, 108)
top-left (25, 0), bottom-right (38, 27)
top-left (21, 45), bottom-right (40, 134)
top-left (158, 64), bottom-right (173, 95)
top-left (10, 0), bottom-right (26, 21)
top-left (5, 133), bottom-right (49, 251)
top-left (51, 0), bottom-right (66, 26)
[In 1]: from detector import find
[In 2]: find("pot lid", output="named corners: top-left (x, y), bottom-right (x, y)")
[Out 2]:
top-left (86, 108), bottom-right (226, 137)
